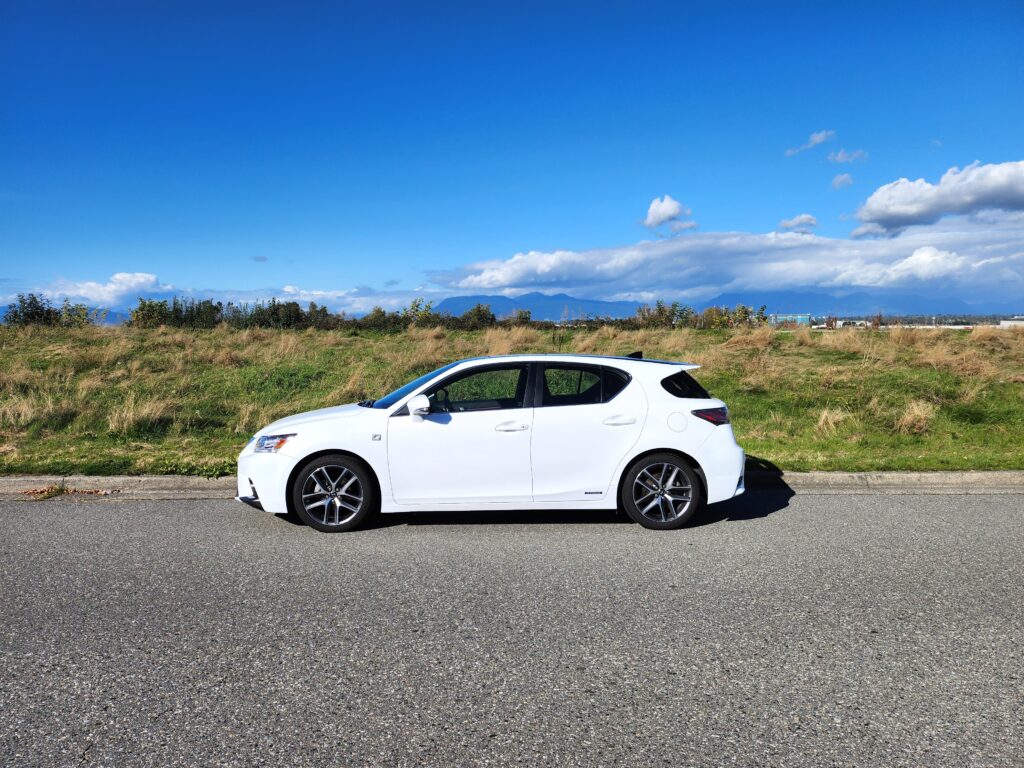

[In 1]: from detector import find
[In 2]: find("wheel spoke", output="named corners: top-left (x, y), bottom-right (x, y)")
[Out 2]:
top-left (632, 462), bottom-right (694, 522)
top-left (301, 464), bottom-right (363, 527)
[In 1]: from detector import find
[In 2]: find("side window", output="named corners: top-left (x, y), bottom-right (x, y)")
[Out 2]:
top-left (427, 365), bottom-right (527, 412)
top-left (661, 370), bottom-right (710, 399)
top-left (541, 365), bottom-right (603, 407)
top-left (602, 368), bottom-right (630, 401)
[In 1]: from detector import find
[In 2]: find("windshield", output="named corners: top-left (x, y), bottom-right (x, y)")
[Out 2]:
top-left (365, 361), bottom-right (463, 409)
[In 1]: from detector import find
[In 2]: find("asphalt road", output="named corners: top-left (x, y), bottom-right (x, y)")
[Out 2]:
top-left (1, 492), bottom-right (1022, 767)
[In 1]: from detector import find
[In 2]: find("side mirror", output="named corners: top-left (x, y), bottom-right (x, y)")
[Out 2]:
top-left (408, 393), bottom-right (431, 421)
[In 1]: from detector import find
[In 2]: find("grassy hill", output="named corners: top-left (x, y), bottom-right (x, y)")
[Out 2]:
top-left (1, 324), bottom-right (1022, 477)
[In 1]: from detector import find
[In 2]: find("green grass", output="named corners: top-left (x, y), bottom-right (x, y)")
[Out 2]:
top-left (1, 324), bottom-right (1022, 476)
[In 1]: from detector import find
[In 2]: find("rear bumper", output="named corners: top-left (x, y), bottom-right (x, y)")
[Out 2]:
top-left (699, 426), bottom-right (746, 504)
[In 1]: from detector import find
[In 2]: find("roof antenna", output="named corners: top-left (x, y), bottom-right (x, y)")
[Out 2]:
top-left (626, 350), bottom-right (643, 359)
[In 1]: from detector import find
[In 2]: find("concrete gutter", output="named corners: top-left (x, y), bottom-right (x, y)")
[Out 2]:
top-left (1, 471), bottom-right (1023, 501)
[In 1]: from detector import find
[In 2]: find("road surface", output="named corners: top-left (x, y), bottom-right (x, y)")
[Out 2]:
top-left (1, 491), bottom-right (1022, 766)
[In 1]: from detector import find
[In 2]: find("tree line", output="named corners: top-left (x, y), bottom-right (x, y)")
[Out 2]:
top-left (4, 293), bottom-right (769, 331)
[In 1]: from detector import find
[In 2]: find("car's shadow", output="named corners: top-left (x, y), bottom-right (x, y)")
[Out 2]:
top-left (273, 484), bottom-right (794, 530)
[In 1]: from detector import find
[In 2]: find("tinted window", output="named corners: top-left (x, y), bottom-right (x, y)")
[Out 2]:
top-left (427, 365), bottom-right (527, 412)
top-left (661, 370), bottom-right (710, 399)
top-left (371, 361), bottom-right (462, 409)
top-left (603, 368), bottom-right (630, 401)
top-left (543, 366), bottom-right (602, 406)
top-left (540, 365), bottom-right (630, 406)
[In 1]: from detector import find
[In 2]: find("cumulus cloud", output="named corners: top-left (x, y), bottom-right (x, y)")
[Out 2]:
top-left (444, 215), bottom-right (1024, 304)
top-left (832, 173), bottom-right (853, 189)
top-left (25, 271), bottom-right (440, 316)
top-left (830, 246), bottom-right (968, 286)
top-left (785, 130), bottom-right (835, 157)
top-left (829, 148), bottom-right (868, 163)
top-left (48, 272), bottom-right (175, 304)
top-left (855, 160), bottom-right (1024, 235)
top-left (644, 194), bottom-right (690, 228)
top-left (779, 213), bottom-right (818, 232)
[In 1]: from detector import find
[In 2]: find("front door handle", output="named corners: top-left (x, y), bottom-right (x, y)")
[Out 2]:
top-left (495, 422), bottom-right (529, 432)
top-left (603, 415), bottom-right (636, 426)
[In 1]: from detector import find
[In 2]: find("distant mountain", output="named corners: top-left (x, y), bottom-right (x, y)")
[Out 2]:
top-left (435, 292), bottom-right (642, 321)
top-left (699, 290), bottom-right (1008, 316)
top-left (435, 289), bottom-right (1016, 320)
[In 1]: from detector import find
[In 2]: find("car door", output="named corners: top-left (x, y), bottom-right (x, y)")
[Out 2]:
top-left (530, 363), bottom-right (646, 502)
top-left (387, 363), bottom-right (534, 504)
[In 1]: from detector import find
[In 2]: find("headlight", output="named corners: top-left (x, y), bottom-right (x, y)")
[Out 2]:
top-left (254, 434), bottom-right (296, 453)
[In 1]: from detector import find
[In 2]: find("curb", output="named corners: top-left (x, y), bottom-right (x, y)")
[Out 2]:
top-left (1, 471), bottom-right (1023, 501)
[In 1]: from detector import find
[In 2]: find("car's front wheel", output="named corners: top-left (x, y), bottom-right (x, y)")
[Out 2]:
top-left (291, 454), bottom-right (376, 532)
top-left (621, 453), bottom-right (703, 530)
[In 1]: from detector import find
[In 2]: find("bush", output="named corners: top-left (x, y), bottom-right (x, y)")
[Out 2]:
top-left (4, 293), bottom-right (102, 327)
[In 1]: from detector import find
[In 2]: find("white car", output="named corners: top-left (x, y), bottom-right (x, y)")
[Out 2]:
top-left (236, 353), bottom-right (745, 531)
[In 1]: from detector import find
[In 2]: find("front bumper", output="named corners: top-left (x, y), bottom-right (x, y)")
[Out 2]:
top-left (236, 449), bottom-right (295, 514)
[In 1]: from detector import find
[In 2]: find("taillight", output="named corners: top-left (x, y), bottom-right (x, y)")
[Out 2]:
top-left (691, 407), bottom-right (730, 425)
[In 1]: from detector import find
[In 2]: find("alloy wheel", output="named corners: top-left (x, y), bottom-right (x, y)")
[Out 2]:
top-left (301, 464), bottom-right (364, 527)
top-left (632, 462), bottom-right (692, 523)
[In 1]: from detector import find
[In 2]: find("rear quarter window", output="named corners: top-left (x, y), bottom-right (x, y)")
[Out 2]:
top-left (661, 370), bottom-right (711, 399)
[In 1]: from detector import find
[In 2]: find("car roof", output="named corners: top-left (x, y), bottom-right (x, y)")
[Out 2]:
top-left (450, 353), bottom-right (700, 371)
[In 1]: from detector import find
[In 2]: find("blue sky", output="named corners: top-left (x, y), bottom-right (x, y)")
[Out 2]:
top-left (2, 1), bottom-right (1023, 312)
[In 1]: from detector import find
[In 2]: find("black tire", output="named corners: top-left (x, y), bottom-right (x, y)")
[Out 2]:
top-left (290, 454), bottom-right (376, 533)
top-left (620, 453), bottom-right (703, 530)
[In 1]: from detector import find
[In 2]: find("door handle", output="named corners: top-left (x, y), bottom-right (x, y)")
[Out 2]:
top-left (602, 415), bottom-right (636, 426)
top-left (495, 422), bottom-right (529, 432)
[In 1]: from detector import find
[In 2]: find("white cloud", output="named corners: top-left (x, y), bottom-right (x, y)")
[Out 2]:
top-left (832, 173), bottom-right (853, 189)
top-left (828, 148), bottom-right (868, 163)
top-left (48, 272), bottom-right (174, 304)
top-left (856, 160), bottom-right (1024, 235)
top-left (644, 194), bottom-right (689, 228)
top-left (830, 246), bottom-right (967, 286)
top-left (785, 129), bottom-right (835, 157)
top-left (447, 215), bottom-right (1024, 303)
top-left (779, 213), bottom-right (818, 231)
top-left (670, 220), bottom-right (699, 233)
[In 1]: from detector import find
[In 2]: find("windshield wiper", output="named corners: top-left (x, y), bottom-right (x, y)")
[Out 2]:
top-left (357, 399), bottom-right (376, 408)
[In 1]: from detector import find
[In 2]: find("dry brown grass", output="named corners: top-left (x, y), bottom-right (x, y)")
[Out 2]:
top-left (738, 353), bottom-right (785, 392)
top-left (656, 328), bottom-right (695, 357)
top-left (571, 325), bottom-right (620, 354)
top-left (819, 328), bottom-right (868, 354)
top-left (406, 325), bottom-right (448, 341)
top-left (0, 361), bottom-right (36, 394)
top-left (815, 407), bottom-right (848, 436)
top-left (917, 343), bottom-right (997, 379)
top-left (325, 364), bottom-right (371, 405)
top-left (723, 326), bottom-right (776, 350)
top-left (794, 327), bottom-right (816, 347)
top-left (887, 325), bottom-right (919, 347)
top-left (894, 399), bottom-right (937, 435)
top-left (970, 325), bottom-right (1005, 344)
top-left (0, 392), bottom-right (38, 428)
top-left (107, 391), bottom-right (172, 434)
top-left (817, 366), bottom-right (853, 389)
top-left (482, 326), bottom-right (542, 355)
top-left (958, 382), bottom-right (987, 405)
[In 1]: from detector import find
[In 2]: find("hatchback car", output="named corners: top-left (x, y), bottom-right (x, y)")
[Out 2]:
top-left (236, 354), bottom-right (745, 531)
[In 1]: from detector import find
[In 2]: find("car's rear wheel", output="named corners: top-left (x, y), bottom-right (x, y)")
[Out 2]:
top-left (291, 454), bottom-right (375, 532)
top-left (621, 453), bottom-right (703, 530)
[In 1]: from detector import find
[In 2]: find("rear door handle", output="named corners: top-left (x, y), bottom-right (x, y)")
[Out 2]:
top-left (603, 415), bottom-right (636, 426)
top-left (495, 422), bottom-right (529, 432)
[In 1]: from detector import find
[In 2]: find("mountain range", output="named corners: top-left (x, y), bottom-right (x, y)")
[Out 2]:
top-left (436, 290), bottom-right (1020, 320)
